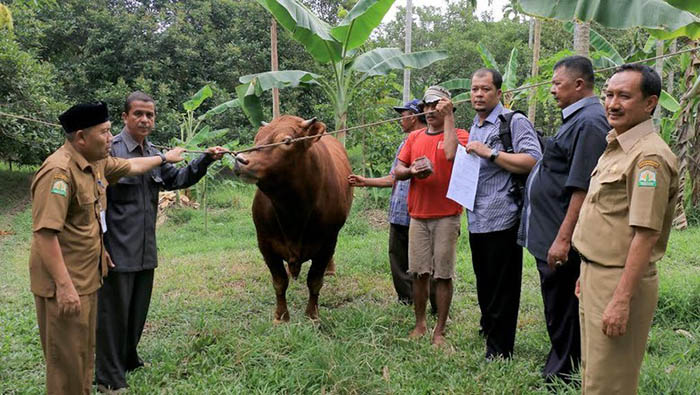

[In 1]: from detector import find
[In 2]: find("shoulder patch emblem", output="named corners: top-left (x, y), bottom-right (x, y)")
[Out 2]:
top-left (52, 173), bottom-right (70, 182)
top-left (637, 159), bottom-right (660, 169)
top-left (638, 169), bottom-right (657, 188)
top-left (50, 179), bottom-right (68, 196)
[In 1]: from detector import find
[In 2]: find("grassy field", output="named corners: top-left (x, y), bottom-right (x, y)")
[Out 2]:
top-left (1, 167), bottom-right (698, 394)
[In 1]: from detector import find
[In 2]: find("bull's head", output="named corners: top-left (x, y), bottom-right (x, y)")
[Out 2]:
top-left (234, 115), bottom-right (326, 184)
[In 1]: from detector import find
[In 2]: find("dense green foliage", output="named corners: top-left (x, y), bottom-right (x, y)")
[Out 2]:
top-left (0, 0), bottom-right (661, 167)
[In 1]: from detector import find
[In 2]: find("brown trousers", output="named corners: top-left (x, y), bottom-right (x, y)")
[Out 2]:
top-left (35, 292), bottom-right (97, 395)
top-left (579, 262), bottom-right (658, 395)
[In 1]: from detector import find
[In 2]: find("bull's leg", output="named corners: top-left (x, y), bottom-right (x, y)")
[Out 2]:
top-left (306, 253), bottom-right (332, 320)
top-left (324, 257), bottom-right (336, 276)
top-left (263, 253), bottom-right (290, 323)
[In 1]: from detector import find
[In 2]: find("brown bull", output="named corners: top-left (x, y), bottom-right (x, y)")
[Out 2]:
top-left (234, 116), bottom-right (353, 322)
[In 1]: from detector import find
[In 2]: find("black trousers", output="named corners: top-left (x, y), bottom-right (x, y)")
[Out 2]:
top-left (389, 223), bottom-right (412, 303)
top-left (469, 226), bottom-right (522, 358)
top-left (95, 269), bottom-right (154, 389)
top-left (537, 252), bottom-right (581, 381)
top-left (389, 223), bottom-right (437, 310)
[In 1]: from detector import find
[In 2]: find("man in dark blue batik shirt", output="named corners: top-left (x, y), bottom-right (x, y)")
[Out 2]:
top-left (96, 91), bottom-right (226, 392)
top-left (519, 56), bottom-right (609, 382)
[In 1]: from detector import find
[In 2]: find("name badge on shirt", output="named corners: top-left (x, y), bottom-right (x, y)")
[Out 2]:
top-left (100, 210), bottom-right (107, 233)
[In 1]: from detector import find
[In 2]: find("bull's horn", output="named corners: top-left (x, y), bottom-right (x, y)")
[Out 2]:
top-left (260, 121), bottom-right (269, 126)
top-left (300, 117), bottom-right (317, 128)
top-left (235, 155), bottom-right (249, 165)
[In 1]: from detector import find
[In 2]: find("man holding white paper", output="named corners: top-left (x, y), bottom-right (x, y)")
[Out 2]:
top-left (444, 68), bottom-right (541, 360)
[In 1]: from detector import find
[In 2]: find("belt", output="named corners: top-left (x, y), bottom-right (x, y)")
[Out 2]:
top-left (579, 253), bottom-right (594, 264)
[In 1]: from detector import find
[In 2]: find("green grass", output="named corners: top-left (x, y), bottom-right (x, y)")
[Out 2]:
top-left (1, 169), bottom-right (698, 394)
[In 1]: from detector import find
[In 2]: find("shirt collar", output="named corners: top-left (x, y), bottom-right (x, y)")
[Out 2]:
top-left (473, 102), bottom-right (504, 127)
top-left (62, 140), bottom-right (91, 171)
top-left (561, 95), bottom-right (600, 121)
top-left (120, 128), bottom-right (150, 153)
top-left (613, 118), bottom-right (656, 153)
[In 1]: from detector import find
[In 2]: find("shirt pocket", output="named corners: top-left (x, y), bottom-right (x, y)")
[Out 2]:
top-left (74, 191), bottom-right (98, 227)
top-left (541, 136), bottom-right (569, 174)
top-left (109, 176), bottom-right (141, 203)
top-left (593, 171), bottom-right (627, 215)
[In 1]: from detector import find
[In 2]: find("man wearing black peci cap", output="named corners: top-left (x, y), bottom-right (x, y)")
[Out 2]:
top-left (348, 99), bottom-right (426, 304)
top-left (29, 102), bottom-right (186, 394)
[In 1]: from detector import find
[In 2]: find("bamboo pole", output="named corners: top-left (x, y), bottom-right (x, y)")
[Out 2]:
top-left (271, 19), bottom-right (280, 119)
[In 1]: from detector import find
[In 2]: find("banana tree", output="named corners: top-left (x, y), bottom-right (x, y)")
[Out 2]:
top-left (437, 44), bottom-right (520, 109)
top-left (238, 0), bottom-right (449, 140)
top-left (176, 85), bottom-right (241, 232)
top-left (477, 44), bottom-right (520, 108)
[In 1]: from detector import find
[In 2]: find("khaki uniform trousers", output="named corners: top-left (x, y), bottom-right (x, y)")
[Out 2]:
top-left (579, 261), bottom-right (658, 395)
top-left (35, 292), bottom-right (98, 395)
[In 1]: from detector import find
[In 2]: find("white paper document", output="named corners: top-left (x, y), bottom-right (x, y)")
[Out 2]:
top-left (446, 144), bottom-right (480, 211)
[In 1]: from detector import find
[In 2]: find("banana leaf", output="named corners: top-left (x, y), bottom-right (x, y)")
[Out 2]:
top-left (331, 0), bottom-right (395, 52)
top-left (235, 83), bottom-right (264, 128)
top-left (198, 99), bottom-right (240, 121)
top-left (663, 0), bottom-right (700, 14)
top-left (520, 0), bottom-right (700, 40)
top-left (350, 48), bottom-right (448, 77)
top-left (477, 43), bottom-right (500, 72)
top-left (257, 0), bottom-right (342, 64)
top-left (439, 78), bottom-right (471, 91)
top-left (183, 85), bottom-right (212, 112)
top-left (659, 89), bottom-right (681, 112)
top-left (503, 47), bottom-right (519, 91)
top-left (239, 70), bottom-right (320, 90)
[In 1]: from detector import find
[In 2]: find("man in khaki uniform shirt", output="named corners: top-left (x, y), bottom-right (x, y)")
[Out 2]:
top-left (30, 102), bottom-right (186, 394)
top-left (572, 64), bottom-right (678, 394)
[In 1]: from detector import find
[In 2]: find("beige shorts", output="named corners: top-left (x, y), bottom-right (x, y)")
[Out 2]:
top-left (408, 215), bottom-right (461, 279)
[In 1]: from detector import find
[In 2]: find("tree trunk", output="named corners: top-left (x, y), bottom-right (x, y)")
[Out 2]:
top-left (671, 43), bottom-right (699, 230)
top-left (528, 19), bottom-right (534, 49)
top-left (654, 40), bottom-right (664, 121)
top-left (335, 110), bottom-right (347, 143)
top-left (667, 40), bottom-right (677, 94)
top-left (527, 18), bottom-right (541, 124)
top-left (573, 21), bottom-right (590, 57)
top-left (402, 0), bottom-right (413, 103)
top-left (271, 19), bottom-right (280, 119)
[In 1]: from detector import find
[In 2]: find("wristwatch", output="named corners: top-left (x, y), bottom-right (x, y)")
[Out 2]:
top-left (489, 148), bottom-right (500, 162)
top-left (157, 152), bottom-right (167, 165)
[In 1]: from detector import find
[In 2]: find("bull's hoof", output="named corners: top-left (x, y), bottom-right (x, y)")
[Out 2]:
top-left (273, 311), bottom-right (290, 324)
top-left (305, 306), bottom-right (319, 320)
top-left (324, 260), bottom-right (336, 276)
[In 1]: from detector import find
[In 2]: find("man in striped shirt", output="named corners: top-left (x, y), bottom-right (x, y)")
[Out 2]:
top-left (462, 68), bottom-right (542, 359)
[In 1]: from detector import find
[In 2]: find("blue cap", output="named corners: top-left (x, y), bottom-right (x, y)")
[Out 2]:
top-left (393, 99), bottom-right (422, 115)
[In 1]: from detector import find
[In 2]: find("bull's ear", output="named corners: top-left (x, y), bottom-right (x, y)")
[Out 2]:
top-left (304, 119), bottom-right (326, 143)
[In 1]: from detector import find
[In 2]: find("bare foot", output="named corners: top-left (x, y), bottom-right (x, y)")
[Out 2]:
top-left (431, 333), bottom-right (446, 347)
top-left (408, 325), bottom-right (428, 339)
